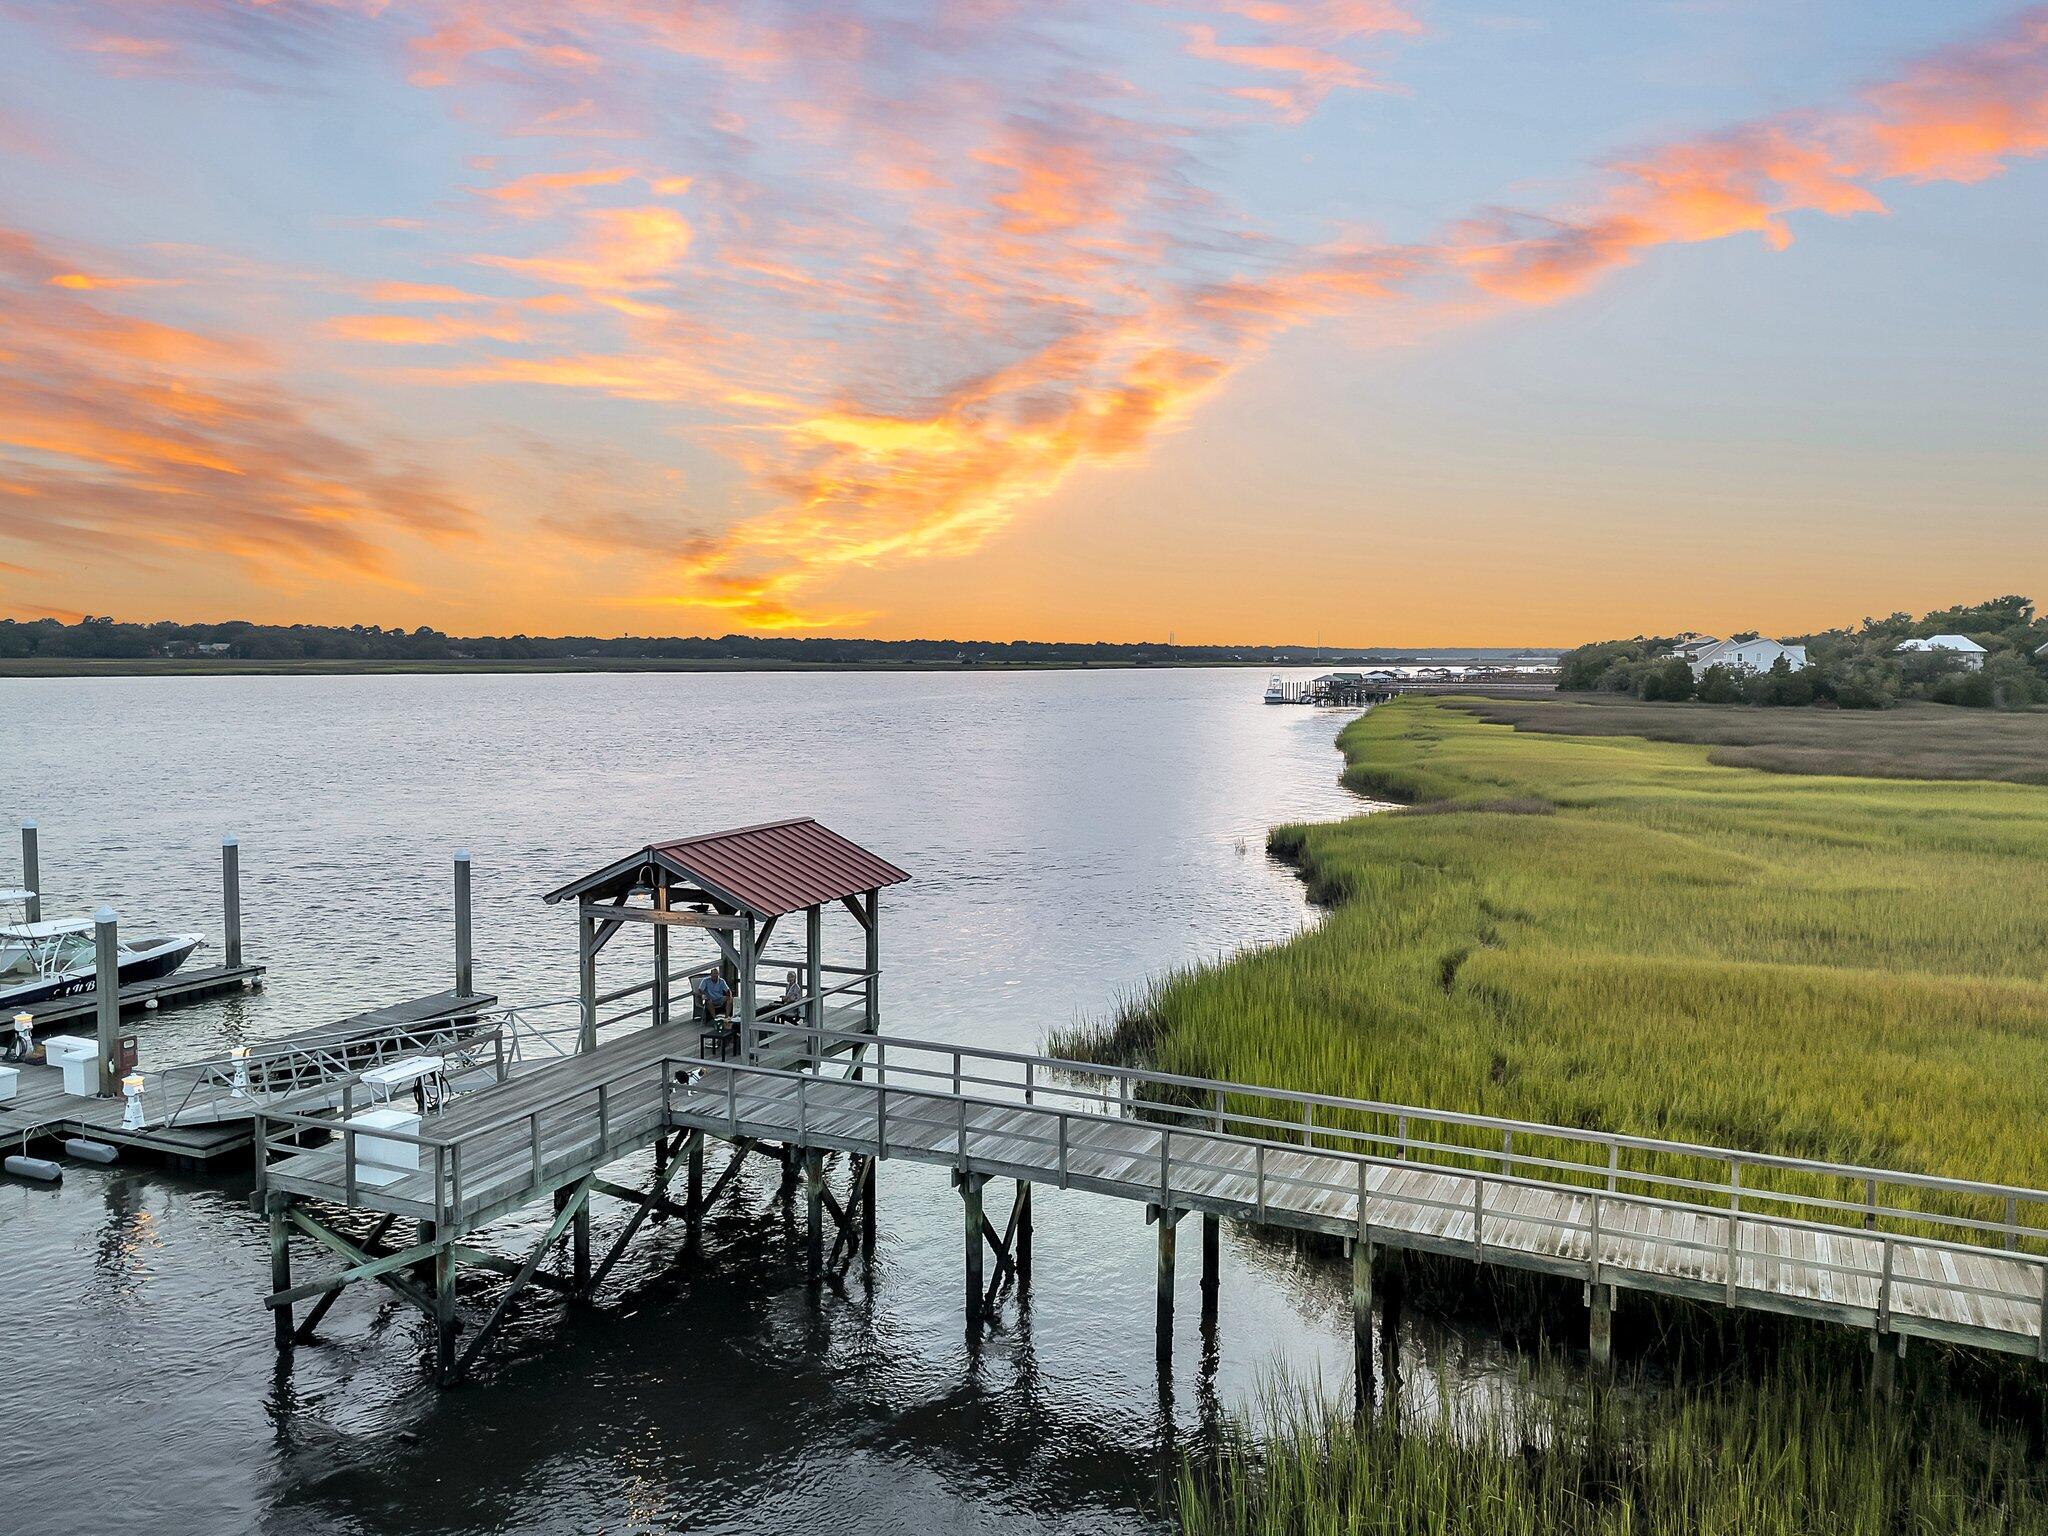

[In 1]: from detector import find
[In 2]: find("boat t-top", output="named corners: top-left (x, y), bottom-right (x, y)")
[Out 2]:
top-left (1263, 674), bottom-right (1289, 704)
top-left (0, 888), bottom-right (204, 1012)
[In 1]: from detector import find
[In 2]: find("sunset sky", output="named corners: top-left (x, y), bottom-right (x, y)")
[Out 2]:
top-left (1, 2), bottom-right (2044, 644)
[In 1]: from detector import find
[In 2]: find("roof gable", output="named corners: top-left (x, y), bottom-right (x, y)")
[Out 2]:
top-left (544, 818), bottom-right (909, 918)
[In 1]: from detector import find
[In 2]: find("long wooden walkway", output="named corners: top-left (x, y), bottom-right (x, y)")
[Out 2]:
top-left (257, 1021), bottom-right (2048, 1365)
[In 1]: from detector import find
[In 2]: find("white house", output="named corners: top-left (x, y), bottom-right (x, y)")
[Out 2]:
top-left (1895, 635), bottom-right (1986, 671)
top-left (1687, 638), bottom-right (1809, 679)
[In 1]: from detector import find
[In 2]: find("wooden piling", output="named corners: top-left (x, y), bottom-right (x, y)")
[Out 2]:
top-left (806, 1150), bottom-right (825, 1279)
top-left (962, 1174), bottom-right (985, 1334)
top-left (1014, 1180), bottom-right (1032, 1285)
top-left (1157, 1208), bottom-right (1178, 1361)
top-left (687, 1131), bottom-right (704, 1217)
top-left (452, 849), bottom-right (471, 997)
top-left (19, 819), bottom-right (39, 925)
top-left (434, 1241), bottom-right (457, 1383)
top-left (1352, 1237), bottom-right (1374, 1411)
top-left (92, 907), bottom-right (119, 1097)
top-left (1379, 1253), bottom-right (1404, 1416)
top-left (1589, 1283), bottom-right (1613, 1377)
top-left (269, 1210), bottom-right (293, 1349)
top-left (1201, 1213), bottom-right (1219, 1302)
top-left (573, 1205), bottom-right (592, 1294)
top-left (222, 835), bottom-right (242, 970)
top-left (859, 1157), bottom-right (876, 1254)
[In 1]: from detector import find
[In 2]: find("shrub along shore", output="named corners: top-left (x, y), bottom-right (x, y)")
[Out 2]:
top-left (1054, 697), bottom-right (2048, 1531)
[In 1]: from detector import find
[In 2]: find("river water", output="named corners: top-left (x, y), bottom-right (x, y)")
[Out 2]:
top-left (1, 668), bottom-right (1492, 1536)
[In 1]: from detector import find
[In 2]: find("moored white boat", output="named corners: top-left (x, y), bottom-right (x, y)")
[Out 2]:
top-left (0, 890), bottom-right (204, 1013)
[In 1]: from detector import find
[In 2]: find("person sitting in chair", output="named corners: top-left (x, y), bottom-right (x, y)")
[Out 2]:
top-left (700, 969), bottom-right (734, 1032)
top-left (782, 969), bottom-right (802, 1007)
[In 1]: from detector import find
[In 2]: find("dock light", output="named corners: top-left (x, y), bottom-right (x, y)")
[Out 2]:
top-left (121, 1073), bottom-right (145, 1132)
top-left (12, 1013), bottom-right (30, 1059)
top-left (230, 1044), bottom-right (250, 1099)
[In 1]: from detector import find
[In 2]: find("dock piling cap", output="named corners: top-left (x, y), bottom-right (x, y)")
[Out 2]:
top-left (94, 905), bottom-right (118, 925)
top-left (223, 833), bottom-right (238, 848)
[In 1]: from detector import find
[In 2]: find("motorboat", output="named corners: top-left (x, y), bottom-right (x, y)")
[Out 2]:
top-left (0, 889), bottom-right (204, 1012)
top-left (1263, 674), bottom-right (1290, 704)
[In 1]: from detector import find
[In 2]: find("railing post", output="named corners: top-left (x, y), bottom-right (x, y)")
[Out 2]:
top-left (1160, 1127), bottom-right (1172, 1206)
top-left (447, 1143), bottom-right (461, 1225)
top-left (1606, 1141), bottom-right (1619, 1192)
top-left (1395, 1113), bottom-right (1407, 1161)
top-left (1472, 1174), bottom-right (1484, 1254)
top-left (1726, 1205), bottom-right (1740, 1302)
top-left (1866, 1176), bottom-right (1878, 1232)
top-left (1255, 1141), bottom-right (1266, 1219)
top-left (1500, 1128), bottom-right (1512, 1175)
top-left (344, 1125), bottom-right (357, 1206)
top-left (1025, 1061), bottom-right (1034, 1105)
top-left (727, 1071), bottom-right (739, 1137)
top-left (598, 1081), bottom-right (610, 1148)
top-left (952, 1051), bottom-right (962, 1097)
top-left (1212, 1087), bottom-right (1224, 1132)
top-left (956, 1095), bottom-right (968, 1167)
top-left (433, 1144), bottom-right (446, 1227)
top-left (252, 1111), bottom-right (268, 1200)
top-left (1878, 1236), bottom-right (1894, 1335)
top-left (1056, 1111), bottom-right (1068, 1187)
top-left (797, 1073), bottom-right (809, 1140)
top-left (1589, 1190), bottom-right (1602, 1283)
top-left (2006, 1195), bottom-right (2019, 1251)
top-left (1302, 1101), bottom-right (1314, 1148)
top-left (529, 1112), bottom-right (542, 1185)
top-left (875, 1083), bottom-right (887, 1158)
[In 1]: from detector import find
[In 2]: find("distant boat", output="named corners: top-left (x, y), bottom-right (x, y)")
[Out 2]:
top-left (0, 891), bottom-right (203, 1012)
top-left (1263, 675), bottom-right (1289, 704)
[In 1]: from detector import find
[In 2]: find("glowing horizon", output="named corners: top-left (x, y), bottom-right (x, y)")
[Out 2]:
top-left (1, 3), bottom-right (2044, 646)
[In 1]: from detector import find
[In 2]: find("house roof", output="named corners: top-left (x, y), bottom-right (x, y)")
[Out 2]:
top-left (543, 818), bottom-right (909, 919)
top-left (1897, 634), bottom-right (1987, 653)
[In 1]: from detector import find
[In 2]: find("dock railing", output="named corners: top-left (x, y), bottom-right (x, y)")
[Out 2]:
top-left (252, 1020), bottom-right (2048, 1354)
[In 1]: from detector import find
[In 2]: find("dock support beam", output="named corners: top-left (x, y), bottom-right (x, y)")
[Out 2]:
top-left (93, 907), bottom-right (120, 1096)
top-left (687, 1131), bottom-right (704, 1218)
top-left (1352, 1238), bottom-right (1375, 1413)
top-left (19, 820), bottom-right (39, 925)
top-left (452, 849), bottom-right (471, 997)
top-left (1156, 1207), bottom-right (1179, 1362)
top-left (222, 835), bottom-right (242, 970)
top-left (577, 911), bottom-right (597, 1054)
top-left (962, 1174), bottom-right (986, 1335)
top-left (1015, 1181), bottom-right (1032, 1287)
top-left (1588, 1283), bottom-right (1613, 1378)
top-left (434, 1242), bottom-right (457, 1383)
top-left (864, 888), bottom-right (879, 1030)
top-left (573, 1206), bottom-right (592, 1294)
top-left (861, 1158), bottom-right (877, 1254)
top-left (806, 1150), bottom-right (825, 1279)
top-left (270, 1211), bottom-right (293, 1349)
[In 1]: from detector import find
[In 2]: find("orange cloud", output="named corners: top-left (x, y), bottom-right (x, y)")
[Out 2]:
top-left (326, 312), bottom-right (532, 346)
top-left (475, 205), bottom-right (694, 292)
top-left (472, 165), bottom-right (638, 218)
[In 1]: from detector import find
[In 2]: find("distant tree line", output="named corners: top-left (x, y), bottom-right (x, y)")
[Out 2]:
top-left (0, 616), bottom-right (1433, 669)
top-left (1557, 597), bottom-right (2048, 710)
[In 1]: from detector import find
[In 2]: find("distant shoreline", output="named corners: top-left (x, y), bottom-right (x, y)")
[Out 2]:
top-left (0, 656), bottom-right (1315, 679)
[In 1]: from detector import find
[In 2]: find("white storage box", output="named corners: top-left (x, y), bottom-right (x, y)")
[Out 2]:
top-left (348, 1106), bottom-right (422, 1177)
top-left (0, 1064), bottom-right (17, 1103)
top-left (42, 1035), bottom-right (98, 1096)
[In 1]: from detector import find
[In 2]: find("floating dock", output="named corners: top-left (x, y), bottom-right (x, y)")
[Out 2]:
top-left (18, 961), bottom-right (267, 1029)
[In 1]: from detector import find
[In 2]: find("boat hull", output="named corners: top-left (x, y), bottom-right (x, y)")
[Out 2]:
top-left (0, 935), bottom-right (203, 1011)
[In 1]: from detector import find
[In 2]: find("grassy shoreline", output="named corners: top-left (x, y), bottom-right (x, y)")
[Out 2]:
top-left (1126, 696), bottom-right (2048, 1532)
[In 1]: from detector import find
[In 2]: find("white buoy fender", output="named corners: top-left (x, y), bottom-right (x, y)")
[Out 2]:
top-left (4, 1154), bottom-right (61, 1182)
top-left (64, 1138), bottom-right (119, 1164)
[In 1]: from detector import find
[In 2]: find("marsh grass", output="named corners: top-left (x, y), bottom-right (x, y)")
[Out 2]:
top-left (1182, 1352), bottom-right (2048, 1536)
top-left (1062, 698), bottom-right (2048, 1223)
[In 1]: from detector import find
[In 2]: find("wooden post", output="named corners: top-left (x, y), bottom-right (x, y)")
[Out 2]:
top-left (434, 1241), bottom-right (457, 1383)
top-left (270, 1209), bottom-right (293, 1349)
top-left (739, 914), bottom-right (758, 1060)
top-left (1015, 1180), bottom-right (1032, 1286)
top-left (1156, 1208), bottom-right (1178, 1362)
top-left (864, 888), bottom-right (879, 1030)
top-left (963, 1174), bottom-right (985, 1335)
top-left (1352, 1237), bottom-right (1374, 1412)
top-left (687, 1131), bottom-right (704, 1217)
top-left (577, 911), bottom-right (597, 1053)
top-left (806, 1150), bottom-right (825, 1279)
top-left (1379, 1254), bottom-right (1404, 1417)
top-left (1200, 1213), bottom-right (1220, 1304)
top-left (806, 903), bottom-right (823, 1054)
top-left (19, 820), bottom-right (39, 925)
top-left (573, 1205), bottom-right (592, 1294)
top-left (861, 1157), bottom-right (877, 1253)
top-left (1588, 1284), bottom-right (1613, 1378)
top-left (222, 835), bottom-right (242, 970)
top-left (452, 849), bottom-right (472, 997)
top-left (93, 906), bottom-right (120, 1096)
top-left (652, 877), bottom-right (670, 1028)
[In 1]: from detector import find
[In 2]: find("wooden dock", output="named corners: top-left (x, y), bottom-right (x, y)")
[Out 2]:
top-left (18, 960), bottom-right (268, 1029)
top-left (1, 988), bottom-right (497, 1163)
top-left (253, 1019), bottom-right (2048, 1382)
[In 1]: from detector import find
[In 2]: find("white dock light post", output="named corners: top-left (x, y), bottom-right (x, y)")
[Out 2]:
top-left (93, 906), bottom-right (120, 1096)
top-left (222, 835), bottom-right (242, 969)
top-left (20, 819), bottom-right (40, 924)
top-left (453, 849), bottom-right (472, 997)
top-left (121, 1073), bottom-right (146, 1132)
top-left (11, 1012), bottom-right (30, 1061)
top-left (230, 1044), bottom-right (251, 1099)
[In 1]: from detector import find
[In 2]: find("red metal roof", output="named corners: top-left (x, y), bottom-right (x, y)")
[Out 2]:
top-left (651, 818), bottom-right (908, 918)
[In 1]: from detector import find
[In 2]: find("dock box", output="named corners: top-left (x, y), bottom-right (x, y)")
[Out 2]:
top-left (42, 1035), bottom-right (98, 1097)
top-left (0, 1064), bottom-right (16, 1103)
top-left (348, 1106), bottom-right (422, 1178)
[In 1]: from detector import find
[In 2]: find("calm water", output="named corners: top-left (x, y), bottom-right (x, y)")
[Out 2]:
top-left (1, 669), bottom-right (1501, 1536)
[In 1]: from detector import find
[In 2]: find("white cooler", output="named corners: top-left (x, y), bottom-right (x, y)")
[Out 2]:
top-left (42, 1035), bottom-right (98, 1096)
top-left (0, 1063), bottom-right (17, 1103)
top-left (346, 1106), bottom-right (422, 1186)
